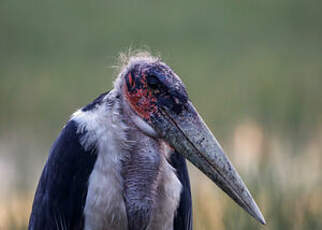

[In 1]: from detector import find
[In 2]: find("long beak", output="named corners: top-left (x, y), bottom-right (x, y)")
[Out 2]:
top-left (151, 101), bottom-right (266, 225)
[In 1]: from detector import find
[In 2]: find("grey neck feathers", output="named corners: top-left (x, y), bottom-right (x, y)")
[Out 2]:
top-left (115, 94), bottom-right (163, 230)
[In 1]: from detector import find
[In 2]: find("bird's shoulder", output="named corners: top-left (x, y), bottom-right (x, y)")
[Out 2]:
top-left (82, 91), bottom-right (110, 112)
top-left (29, 120), bottom-right (98, 230)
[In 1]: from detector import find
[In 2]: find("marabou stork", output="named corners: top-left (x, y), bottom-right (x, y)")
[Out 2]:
top-left (29, 53), bottom-right (266, 230)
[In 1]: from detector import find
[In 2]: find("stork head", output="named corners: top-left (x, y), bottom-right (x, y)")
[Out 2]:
top-left (120, 56), bottom-right (188, 122)
top-left (115, 53), bottom-right (266, 225)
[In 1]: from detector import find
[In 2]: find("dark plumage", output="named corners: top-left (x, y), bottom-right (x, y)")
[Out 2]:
top-left (29, 120), bottom-right (97, 229)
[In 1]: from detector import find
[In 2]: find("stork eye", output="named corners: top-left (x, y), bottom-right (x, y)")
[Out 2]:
top-left (147, 75), bottom-right (160, 89)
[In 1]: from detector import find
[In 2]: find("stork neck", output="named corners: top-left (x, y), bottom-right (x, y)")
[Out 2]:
top-left (115, 95), bottom-right (163, 229)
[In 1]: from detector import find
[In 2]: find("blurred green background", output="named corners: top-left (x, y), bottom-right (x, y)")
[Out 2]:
top-left (1, 0), bottom-right (322, 229)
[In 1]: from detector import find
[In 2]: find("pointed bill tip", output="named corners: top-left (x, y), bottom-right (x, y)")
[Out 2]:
top-left (259, 216), bottom-right (267, 225)
top-left (248, 198), bottom-right (266, 225)
top-left (257, 211), bottom-right (266, 225)
top-left (253, 208), bottom-right (266, 225)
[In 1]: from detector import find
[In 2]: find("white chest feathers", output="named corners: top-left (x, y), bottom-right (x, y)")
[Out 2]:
top-left (72, 97), bottom-right (182, 230)
top-left (84, 148), bottom-right (182, 230)
top-left (148, 156), bottom-right (183, 230)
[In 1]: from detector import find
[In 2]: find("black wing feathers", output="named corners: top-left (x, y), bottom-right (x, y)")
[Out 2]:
top-left (170, 151), bottom-right (193, 230)
top-left (28, 120), bottom-right (97, 230)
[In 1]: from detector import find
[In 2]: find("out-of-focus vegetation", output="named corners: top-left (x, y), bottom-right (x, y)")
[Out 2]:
top-left (1, 0), bottom-right (321, 229)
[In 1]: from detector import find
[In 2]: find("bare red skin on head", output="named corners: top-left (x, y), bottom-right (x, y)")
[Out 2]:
top-left (124, 73), bottom-right (158, 120)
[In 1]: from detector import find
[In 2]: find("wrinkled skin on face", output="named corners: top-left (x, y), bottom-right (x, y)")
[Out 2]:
top-left (123, 62), bottom-right (188, 121)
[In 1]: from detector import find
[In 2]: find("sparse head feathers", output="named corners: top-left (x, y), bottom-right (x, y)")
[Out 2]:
top-left (113, 51), bottom-right (161, 91)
